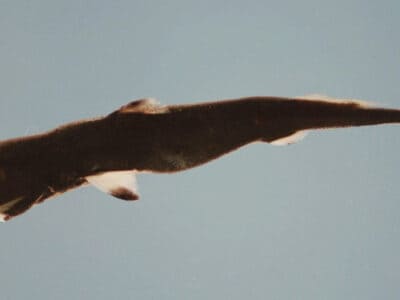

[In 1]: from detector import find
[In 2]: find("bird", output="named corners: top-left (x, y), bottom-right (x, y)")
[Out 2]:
top-left (1, 95), bottom-right (400, 222)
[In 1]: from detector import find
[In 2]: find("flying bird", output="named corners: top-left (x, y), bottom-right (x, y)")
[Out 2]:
top-left (1, 95), bottom-right (400, 222)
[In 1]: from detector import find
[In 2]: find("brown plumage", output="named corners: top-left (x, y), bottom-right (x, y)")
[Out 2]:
top-left (1, 95), bottom-right (400, 221)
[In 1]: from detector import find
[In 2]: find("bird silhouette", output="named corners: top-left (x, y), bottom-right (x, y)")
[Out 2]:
top-left (1, 95), bottom-right (400, 221)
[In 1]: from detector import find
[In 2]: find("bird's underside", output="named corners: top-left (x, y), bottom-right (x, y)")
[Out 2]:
top-left (1, 95), bottom-right (400, 222)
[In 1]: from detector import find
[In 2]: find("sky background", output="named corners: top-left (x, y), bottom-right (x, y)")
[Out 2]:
top-left (1, 1), bottom-right (400, 299)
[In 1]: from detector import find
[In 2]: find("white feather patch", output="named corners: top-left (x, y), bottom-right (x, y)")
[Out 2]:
top-left (270, 131), bottom-right (308, 146)
top-left (86, 171), bottom-right (139, 201)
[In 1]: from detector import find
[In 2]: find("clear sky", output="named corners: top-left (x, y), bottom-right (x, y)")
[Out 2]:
top-left (1, 1), bottom-right (400, 299)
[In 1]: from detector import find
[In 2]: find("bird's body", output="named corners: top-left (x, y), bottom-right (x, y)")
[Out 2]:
top-left (1, 95), bottom-right (400, 221)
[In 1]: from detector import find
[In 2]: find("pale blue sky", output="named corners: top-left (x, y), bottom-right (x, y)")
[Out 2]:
top-left (1, 1), bottom-right (400, 299)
